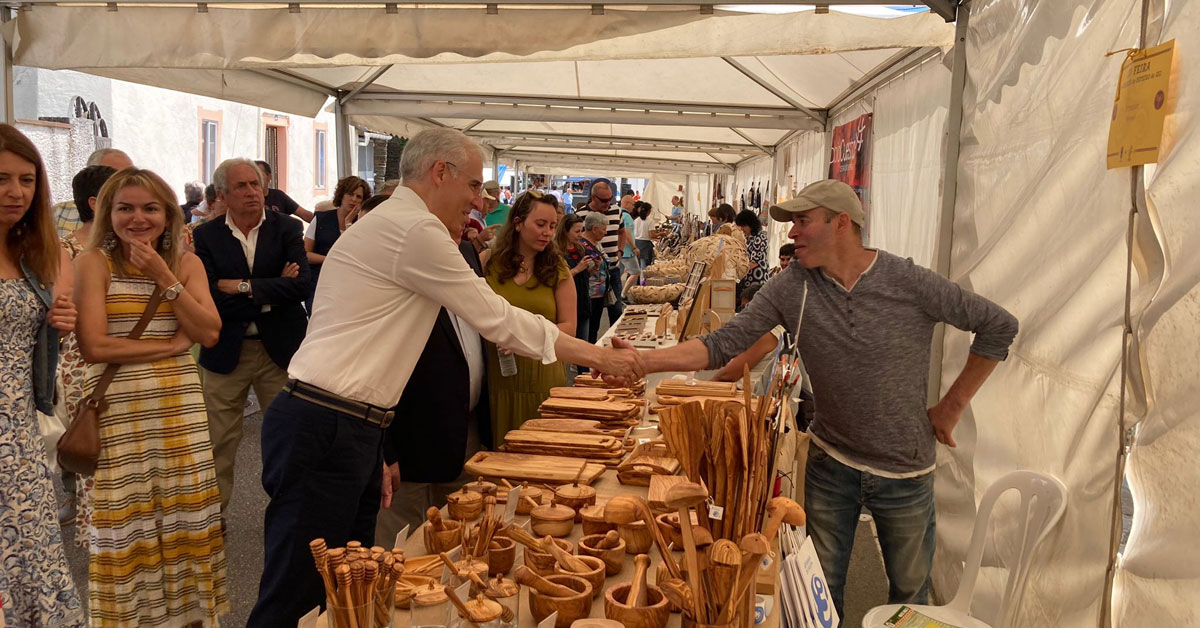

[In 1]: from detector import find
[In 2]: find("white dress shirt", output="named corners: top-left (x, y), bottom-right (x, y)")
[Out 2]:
top-left (226, 210), bottom-right (268, 335)
top-left (447, 310), bottom-right (484, 412)
top-left (289, 186), bottom-right (559, 407)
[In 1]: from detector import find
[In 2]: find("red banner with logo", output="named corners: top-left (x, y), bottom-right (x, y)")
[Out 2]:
top-left (828, 113), bottom-right (872, 221)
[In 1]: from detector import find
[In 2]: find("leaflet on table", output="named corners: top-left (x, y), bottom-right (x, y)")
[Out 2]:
top-left (883, 605), bottom-right (963, 628)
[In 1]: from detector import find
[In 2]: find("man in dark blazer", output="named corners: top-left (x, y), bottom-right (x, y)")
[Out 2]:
top-left (193, 158), bottom-right (310, 513)
top-left (375, 237), bottom-right (491, 541)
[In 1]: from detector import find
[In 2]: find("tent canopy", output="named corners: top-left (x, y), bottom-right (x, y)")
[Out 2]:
top-left (4, 3), bottom-right (954, 173)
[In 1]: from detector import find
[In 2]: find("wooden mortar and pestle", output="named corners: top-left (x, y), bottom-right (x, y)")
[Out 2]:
top-left (577, 531), bottom-right (626, 576)
top-left (516, 566), bottom-right (593, 628)
top-left (443, 579), bottom-right (513, 625)
top-left (505, 524), bottom-right (574, 577)
top-left (655, 513), bottom-right (715, 550)
top-left (580, 504), bottom-right (616, 536)
top-left (542, 534), bottom-right (606, 599)
top-left (422, 507), bottom-right (465, 555)
top-left (602, 555), bottom-right (671, 628)
top-left (603, 495), bottom-right (683, 581)
top-left (437, 552), bottom-right (489, 590)
top-left (447, 488), bottom-right (484, 521)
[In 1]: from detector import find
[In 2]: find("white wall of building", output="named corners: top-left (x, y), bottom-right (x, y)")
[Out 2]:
top-left (15, 68), bottom-right (339, 213)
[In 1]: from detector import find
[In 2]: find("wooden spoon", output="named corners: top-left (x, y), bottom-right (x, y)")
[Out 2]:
top-left (659, 577), bottom-right (697, 618)
top-left (664, 482), bottom-right (709, 618)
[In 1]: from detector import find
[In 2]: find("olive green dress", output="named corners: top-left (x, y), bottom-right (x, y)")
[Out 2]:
top-left (486, 258), bottom-right (570, 445)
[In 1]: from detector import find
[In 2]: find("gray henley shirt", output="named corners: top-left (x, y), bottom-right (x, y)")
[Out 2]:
top-left (700, 250), bottom-right (1019, 474)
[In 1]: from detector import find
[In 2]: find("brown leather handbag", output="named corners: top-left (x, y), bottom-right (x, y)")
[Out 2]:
top-left (57, 288), bottom-right (164, 475)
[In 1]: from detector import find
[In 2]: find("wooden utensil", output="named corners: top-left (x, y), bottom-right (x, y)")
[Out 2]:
top-left (515, 565), bottom-right (585, 598)
top-left (527, 574), bottom-right (594, 628)
top-left (664, 482), bottom-right (709, 620)
top-left (629, 554), bottom-right (651, 607)
top-left (717, 533), bottom-right (770, 625)
top-left (544, 534), bottom-right (592, 573)
top-left (761, 496), bottom-right (806, 542)
top-left (658, 577), bottom-right (697, 618)
top-left (603, 583), bottom-right (670, 628)
top-left (707, 539), bottom-right (741, 622)
top-left (465, 451), bottom-right (606, 485)
top-left (603, 494), bottom-right (682, 579)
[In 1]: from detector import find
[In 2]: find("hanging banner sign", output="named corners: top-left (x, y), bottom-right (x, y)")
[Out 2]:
top-left (1107, 40), bottom-right (1176, 169)
top-left (828, 113), bottom-right (872, 222)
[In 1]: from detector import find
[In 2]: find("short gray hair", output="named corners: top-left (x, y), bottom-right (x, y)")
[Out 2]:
top-left (183, 181), bottom-right (204, 204)
top-left (583, 211), bottom-right (607, 232)
top-left (86, 148), bottom-right (130, 167)
top-left (213, 158), bottom-right (264, 195)
top-left (399, 128), bottom-right (484, 183)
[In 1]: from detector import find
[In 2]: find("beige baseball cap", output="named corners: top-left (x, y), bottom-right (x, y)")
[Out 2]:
top-left (481, 180), bottom-right (499, 200)
top-left (769, 179), bottom-right (865, 226)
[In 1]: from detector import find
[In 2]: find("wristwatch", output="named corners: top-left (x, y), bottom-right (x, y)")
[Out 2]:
top-left (237, 280), bottom-right (251, 294)
top-left (162, 282), bottom-right (185, 302)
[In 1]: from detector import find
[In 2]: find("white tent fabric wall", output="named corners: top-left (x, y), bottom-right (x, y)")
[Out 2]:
top-left (769, 131), bottom-right (829, 265)
top-left (1114, 1), bottom-right (1200, 624)
top-left (868, 53), bottom-right (951, 269)
top-left (934, 1), bottom-right (1143, 626)
top-left (733, 155), bottom-right (773, 214)
top-left (644, 175), bottom-right (687, 223)
top-left (685, 174), bottom-right (712, 219)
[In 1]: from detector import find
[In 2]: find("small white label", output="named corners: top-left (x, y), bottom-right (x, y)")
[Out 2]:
top-left (754, 594), bottom-right (773, 625)
top-left (298, 606), bottom-right (319, 628)
top-left (708, 505), bottom-right (725, 520)
top-left (395, 524), bottom-right (411, 549)
top-left (503, 486), bottom-right (522, 524)
top-left (538, 611), bottom-right (559, 628)
top-left (637, 438), bottom-right (651, 445)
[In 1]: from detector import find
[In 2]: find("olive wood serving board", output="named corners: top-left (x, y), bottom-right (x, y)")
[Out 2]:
top-left (464, 451), bottom-right (605, 485)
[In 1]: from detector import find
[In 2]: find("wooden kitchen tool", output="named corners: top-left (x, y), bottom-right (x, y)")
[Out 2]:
top-left (664, 482), bottom-right (709, 620)
top-left (577, 533), bottom-right (626, 576)
top-left (465, 451), bottom-right (605, 486)
top-left (525, 572), bottom-right (594, 628)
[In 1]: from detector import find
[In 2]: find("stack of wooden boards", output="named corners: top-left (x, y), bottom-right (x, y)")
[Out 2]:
top-left (501, 429), bottom-right (625, 465)
top-left (573, 373), bottom-right (648, 396)
top-left (464, 451), bottom-right (606, 485)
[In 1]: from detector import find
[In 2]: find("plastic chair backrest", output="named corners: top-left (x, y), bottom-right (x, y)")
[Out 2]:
top-left (947, 470), bottom-right (1067, 627)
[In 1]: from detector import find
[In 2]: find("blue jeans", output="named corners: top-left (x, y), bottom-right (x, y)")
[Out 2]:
top-left (804, 441), bottom-right (935, 618)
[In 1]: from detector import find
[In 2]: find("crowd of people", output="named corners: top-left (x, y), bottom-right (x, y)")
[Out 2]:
top-left (1, 122), bottom-right (1018, 628)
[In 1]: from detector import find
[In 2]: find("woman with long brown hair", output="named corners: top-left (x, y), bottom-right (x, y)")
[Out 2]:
top-left (483, 190), bottom-right (575, 443)
top-left (304, 175), bottom-right (370, 312)
top-left (75, 167), bottom-right (228, 627)
top-left (0, 123), bottom-right (86, 627)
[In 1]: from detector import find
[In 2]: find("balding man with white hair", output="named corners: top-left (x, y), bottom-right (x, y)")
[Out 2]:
top-left (248, 127), bottom-right (644, 628)
top-left (54, 148), bottom-right (134, 237)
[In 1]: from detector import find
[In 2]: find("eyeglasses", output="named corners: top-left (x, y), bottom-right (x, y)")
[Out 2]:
top-left (592, 194), bottom-right (614, 206)
top-left (444, 161), bottom-right (483, 195)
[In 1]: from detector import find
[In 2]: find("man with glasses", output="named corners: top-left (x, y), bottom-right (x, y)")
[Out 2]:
top-left (579, 179), bottom-right (626, 325)
top-left (248, 129), bottom-right (644, 628)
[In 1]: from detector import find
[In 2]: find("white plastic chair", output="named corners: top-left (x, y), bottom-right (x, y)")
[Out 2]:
top-left (861, 470), bottom-right (1068, 628)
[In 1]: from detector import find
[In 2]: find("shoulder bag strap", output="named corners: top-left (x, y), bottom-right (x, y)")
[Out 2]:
top-left (85, 287), bottom-right (166, 403)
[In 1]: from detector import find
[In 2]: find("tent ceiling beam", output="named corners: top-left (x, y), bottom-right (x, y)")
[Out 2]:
top-left (343, 100), bottom-right (819, 130)
top-left (729, 128), bottom-right (773, 156)
top-left (462, 119), bottom-right (484, 132)
top-left (720, 57), bottom-right (826, 127)
top-left (827, 46), bottom-right (940, 119)
top-left (252, 68), bottom-right (337, 98)
top-left (478, 137), bottom-right (758, 154)
top-left (468, 130), bottom-right (764, 154)
top-left (920, 0), bottom-right (958, 22)
top-left (504, 149), bottom-right (733, 174)
top-left (352, 90), bottom-right (819, 120)
top-left (339, 64), bottom-right (393, 105)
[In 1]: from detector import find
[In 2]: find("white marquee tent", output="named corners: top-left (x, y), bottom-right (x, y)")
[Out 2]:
top-left (2, 1), bottom-right (1197, 626)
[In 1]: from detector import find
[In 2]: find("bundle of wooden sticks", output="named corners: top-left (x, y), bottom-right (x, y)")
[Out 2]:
top-left (310, 538), bottom-right (406, 628)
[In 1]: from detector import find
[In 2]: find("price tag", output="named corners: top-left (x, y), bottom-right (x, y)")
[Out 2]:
top-left (394, 524), bottom-right (411, 550)
top-left (708, 505), bottom-right (725, 521)
top-left (503, 486), bottom-right (522, 524)
top-left (759, 554), bottom-right (773, 569)
top-left (754, 594), bottom-right (773, 625)
top-left (447, 546), bottom-right (461, 561)
top-left (298, 606), bottom-right (319, 628)
top-left (637, 438), bottom-right (651, 445)
top-left (538, 611), bottom-right (559, 628)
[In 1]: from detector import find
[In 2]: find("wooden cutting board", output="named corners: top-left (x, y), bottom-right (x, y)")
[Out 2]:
top-left (464, 451), bottom-right (605, 485)
top-left (648, 475), bottom-right (690, 511)
top-left (505, 431), bottom-right (620, 450)
top-left (656, 380), bottom-right (738, 398)
top-left (548, 387), bottom-right (613, 401)
top-left (520, 418), bottom-right (624, 437)
top-left (539, 398), bottom-right (640, 417)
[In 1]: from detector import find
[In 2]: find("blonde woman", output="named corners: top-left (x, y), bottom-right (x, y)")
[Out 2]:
top-left (75, 168), bottom-right (229, 627)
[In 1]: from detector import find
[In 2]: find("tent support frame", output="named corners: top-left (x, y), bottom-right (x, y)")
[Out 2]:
top-left (334, 95), bottom-right (352, 178)
top-left (729, 128), bottom-right (774, 156)
top-left (468, 129), bottom-right (763, 154)
top-left (720, 57), bottom-right (826, 127)
top-left (0, 7), bottom-right (12, 123)
top-left (926, 2), bottom-right (967, 408)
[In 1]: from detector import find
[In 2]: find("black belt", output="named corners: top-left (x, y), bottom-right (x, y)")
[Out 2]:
top-left (284, 380), bottom-right (394, 428)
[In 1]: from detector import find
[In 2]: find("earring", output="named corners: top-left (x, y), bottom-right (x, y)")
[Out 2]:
top-left (102, 232), bottom-right (118, 251)
top-left (161, 231), bottom-right (172, 250)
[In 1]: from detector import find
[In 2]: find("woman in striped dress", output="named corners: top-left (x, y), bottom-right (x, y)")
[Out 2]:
top-left (74, 168), bottom-right (228, 627)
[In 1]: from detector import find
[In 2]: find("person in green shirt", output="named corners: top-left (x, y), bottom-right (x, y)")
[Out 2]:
top-left (483, 180), bottom-right (511, 228)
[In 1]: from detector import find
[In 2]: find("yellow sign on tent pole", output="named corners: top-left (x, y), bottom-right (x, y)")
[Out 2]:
top-left (1107, 40), bottom-right (1177, 169)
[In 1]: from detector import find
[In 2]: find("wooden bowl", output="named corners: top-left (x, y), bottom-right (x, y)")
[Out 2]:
top-left (451, 558), bottom-right (489, 590)
top-left (680, 619), bottom-right (735, 628)
top-left (555, 483), bottom-right (598, 522)
top-left (531, 503), bottom-right (576, 538)
top-left (577, 534), bottom-right (626, 576)
top-left (617, 521), bottom-right (653, 555)
top-left (580, 505), bottom-right (616, 536)
top-left (487, 536), bottom-right (517, 576)
top-left (447, 489), bottom-right (484, 521)
top-left (422, 519), bottom-right (464, 554)
top-left (655, 513), bottom-right (682, 549)
top-left (514, 486), bottom-right (546, 516)
top-left (528, 574), bottom-right (593, 628)
top-left (523, 538), bottom-right (574, 577)
top-left (555, 555), bottom-right (606, 599)
top-left (603, 583), bottom-right (671, 628)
